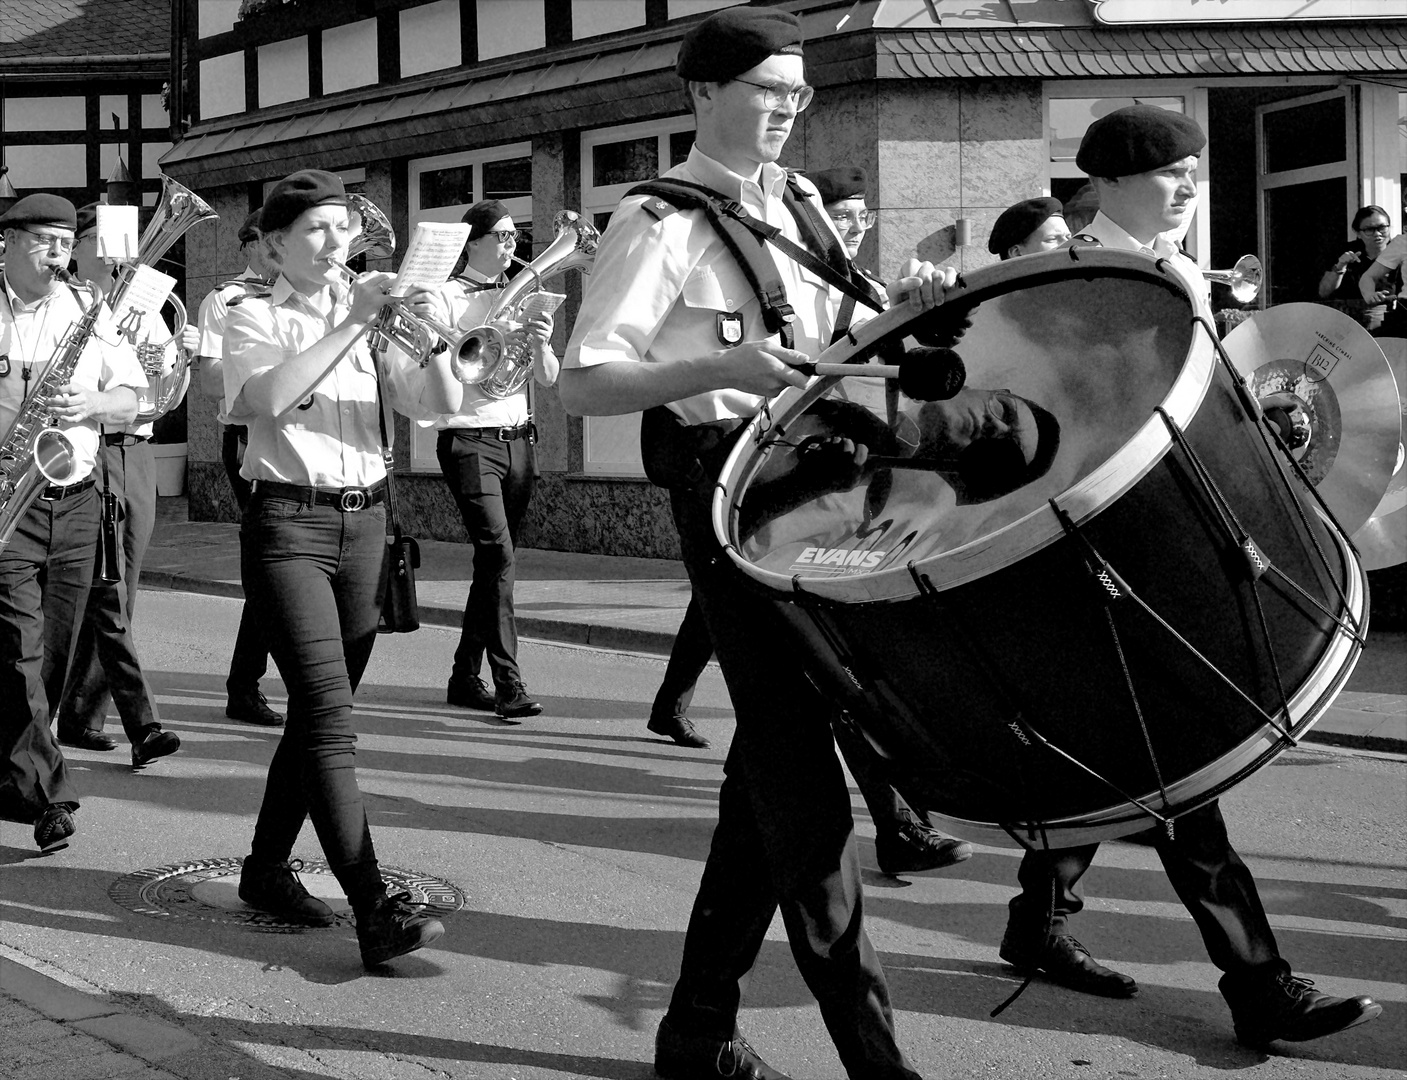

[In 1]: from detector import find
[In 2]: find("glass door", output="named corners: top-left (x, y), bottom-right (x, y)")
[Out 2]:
top-left (1257, 88), bottom-right (1356, 309)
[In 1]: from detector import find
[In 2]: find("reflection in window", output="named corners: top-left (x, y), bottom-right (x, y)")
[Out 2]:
top-left (483, 156), bottom-right (532, 201)
top-left (1049, 97), bottom-right (1183, 163)
top-left (420, 165), bottom-right (474, 209)
top-left (593, 137), bottom-right (658, 187)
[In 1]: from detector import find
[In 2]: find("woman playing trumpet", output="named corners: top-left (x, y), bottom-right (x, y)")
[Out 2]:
top-left (221, 169), bottom-right (459, 967)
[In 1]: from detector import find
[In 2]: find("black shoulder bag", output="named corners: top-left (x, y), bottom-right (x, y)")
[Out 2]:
top-left (373, 362), bottom-right (420, 634)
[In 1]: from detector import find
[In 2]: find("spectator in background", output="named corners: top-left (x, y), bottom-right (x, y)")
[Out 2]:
top-left (1322, 205), bottom-right (1399, 332)
top-left (1356, 202), bottom-right (1407, 337)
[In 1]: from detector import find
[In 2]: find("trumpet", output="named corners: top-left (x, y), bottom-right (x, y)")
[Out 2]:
top-left (1204, 254), bottom-right (1262, 304)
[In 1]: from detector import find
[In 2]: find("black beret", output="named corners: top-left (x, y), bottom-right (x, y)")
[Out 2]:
top-left (676, 7), bottom-right (803, 82)
top-left (988, 197), bottom-right (1064, 256)
top-left (462, 199), bottom-right (511, 243)
top-left (75, 201), bottom-right (100, 238)
top-left (238, 209), bottom-right (262, 244)
top-left (0, 193), bottom-right (77, 232)
top-left (953, 395), bottom-right (1061, 505)
top-left (808, 166), bottom-right (867, 207)
top-left (259, 169), bottom-right (347, 232)
top-left (1076, 105), bottom-right (1205, 178)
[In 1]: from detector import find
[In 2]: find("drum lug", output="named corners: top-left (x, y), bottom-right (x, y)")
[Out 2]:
top-left (1238, 536), bottom-right (1270, 581)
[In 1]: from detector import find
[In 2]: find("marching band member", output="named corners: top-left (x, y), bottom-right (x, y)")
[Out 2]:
top-left (987, 197), bottom-right (1071, 260)
top-left (55, 203), bottom-right (188, 769)
top-left (0, 194), bottom-right (146, 851)
top-left (997, 105), bottom-right (1381, 1048)
top-left (561, 9), bottom-right (952, 1077)
top-left (438, 199), bottom-right (556, 722)
top-left (221, 169), bottom-right (457, 967)
top-left (195, 208), bottom-right (284, 727)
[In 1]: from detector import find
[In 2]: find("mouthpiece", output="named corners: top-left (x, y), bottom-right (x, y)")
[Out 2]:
top-left (51, 266), bottom-right (73, 282)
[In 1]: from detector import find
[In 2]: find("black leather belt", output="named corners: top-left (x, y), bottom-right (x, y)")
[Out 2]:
top-left (252, 478), bottom-right (388, 512)
top-left (452, 422), bottom-right (537, 443)
top-left (103, 433), bottom-right (149, 446)
top-left (39, 478), bottom-right (97, 501)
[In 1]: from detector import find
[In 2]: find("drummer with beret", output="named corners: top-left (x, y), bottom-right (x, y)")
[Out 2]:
top-left (563, 6), bottom-right (954, 1078)
top-left (998, 105), bottom-right (1382, 1049)
top-left (988, 197), bottom-right (1069, 260)
top-left (221, 167), bottom-right (458, 968)
top-left (0, 192), bottom-right (146, 851)
top-left (808, 165), bottom-right (877, 261)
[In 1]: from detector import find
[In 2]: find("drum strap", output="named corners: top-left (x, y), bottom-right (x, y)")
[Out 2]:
top-left (627, 176), bottom-right (884, 349)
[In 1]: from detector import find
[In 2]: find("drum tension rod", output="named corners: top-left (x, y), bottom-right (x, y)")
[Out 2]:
top-left (1196, 315), bottom-right (1366, 644)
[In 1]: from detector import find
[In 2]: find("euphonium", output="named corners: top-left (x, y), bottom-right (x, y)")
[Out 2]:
top-left (116, 175), bottom-right (219, 421)
top-left (451, 210), bottom-right (599, 398)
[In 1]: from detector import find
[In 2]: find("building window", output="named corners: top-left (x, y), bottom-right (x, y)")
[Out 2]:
top-left (258, 36), bottom-right (311, 108)
top-left (200, 52), bottom-right (247, 120)
top-left (477, 0), bottom-right (545, 60)
top-left (401, 0), bottom-right (463, 77)
top-left (3, 144), bottom-right (86, 190)
top-left (667, 0), bottom-right (737, 18)
top-left (197, 0), bottom-right (242, 38)
top-left (572, 0), bottom-right (645, 38)
top-left (323, 19), bottom-right (379, 94)
top-left (3, 96), bottom-right (85, 131)
top-left (406, 143), bottom-right (534, 470)
top-left (580, 116), bottom-right (695, 477)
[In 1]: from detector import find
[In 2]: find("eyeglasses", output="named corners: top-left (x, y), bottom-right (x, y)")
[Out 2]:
top-left (1358, 223), bottom-right (1391, 234)
top-left (731, 78), bottom-right (814, 112)
top-left (489, 229), bottom-right (520, 245)
top-left (830, 209), bottom-right (878, 230)
top-left (19, 228), bottom-right (75, 253)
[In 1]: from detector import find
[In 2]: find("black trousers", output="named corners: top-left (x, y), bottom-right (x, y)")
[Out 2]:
top-left (654, 595), bottom-right (924, 837)
top-left (436, 427), bottom-right (535, 690)
top-left (58, 440), bottom-right (162, 744)
top-left (1007, 801), bottom-right (1285, 980)
top-left (0, 487), bottom-right (99, 822)
top-left (240, 491), bottom-right (386, 902)
top-left (222, 424), bottom-right (272, 700)
top-left (646, 409), bottom-right (920, 1079)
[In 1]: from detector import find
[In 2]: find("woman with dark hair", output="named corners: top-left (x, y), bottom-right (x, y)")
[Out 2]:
top-left (222, 169), bottom-right (461, 968)
top-left (1319, 205), bottom-right (1398, 331)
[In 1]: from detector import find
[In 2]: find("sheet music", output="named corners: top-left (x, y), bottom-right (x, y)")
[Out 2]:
top-left (392, 222), bottom-right (471, 295)
top-left (515, 291), bottom-right (566, 321)
top-left (104, 265), bottom-right (177, 345)
top-left (95, 204), bottom-right (140, 262)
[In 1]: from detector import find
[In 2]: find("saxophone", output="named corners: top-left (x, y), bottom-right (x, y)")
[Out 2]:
top-left (0, 271), bottom-right (105, 551)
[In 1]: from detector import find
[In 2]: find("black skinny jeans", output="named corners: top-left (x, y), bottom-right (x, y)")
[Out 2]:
top-left (240, 493), bottom-right (386, 905)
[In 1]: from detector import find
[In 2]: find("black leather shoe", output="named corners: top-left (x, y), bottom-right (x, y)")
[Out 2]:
top-left (496, 681), bottom-right (542, 721)
top-left (34, 804), bottom-right (76, 853)
top-left (59, 730), bottom-right (118, 752)
top-left (238, 857), bottom-right (337, 926)
top-left (355, 891), bottom-right (445, 968)
top-left (226, 691), bottom-right (284, 726)
top-left (999, 930), bottom-right (1138, 998)
top-left (648, 713), bottom-right (711, 748)
top-left (875, 812), bottom-right (973, 874)
top-left (1222, 971), bottom-right (1381, 1048)
top-left (131, 728), bottom-right (180, 769)
top-left (447, 675), bottom-right (497, 711)
top-left (654, 1017), bottom-right (792, 1080)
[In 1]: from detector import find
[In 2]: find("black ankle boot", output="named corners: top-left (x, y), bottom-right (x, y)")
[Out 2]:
top-left (354, 891), bottom-right (445, 968)
top-left (238, 857), bottom-right (337, 926)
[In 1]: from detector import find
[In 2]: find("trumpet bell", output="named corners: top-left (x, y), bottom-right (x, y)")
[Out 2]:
top-left (1205, 254), bottom-right (1262, 304)
top-left (451, 326), bottom-right (508, 386)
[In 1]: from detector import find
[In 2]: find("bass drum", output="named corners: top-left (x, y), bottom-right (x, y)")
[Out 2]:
top-left (712, 248), bottom-right (1367, 849)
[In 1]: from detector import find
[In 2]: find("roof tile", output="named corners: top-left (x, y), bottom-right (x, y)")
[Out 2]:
top-left (0, 0), bottom-right (168, 59)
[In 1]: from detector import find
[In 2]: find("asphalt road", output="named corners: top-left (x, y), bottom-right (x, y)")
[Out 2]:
top-left (1, 590), bottom-right (1403, 1080)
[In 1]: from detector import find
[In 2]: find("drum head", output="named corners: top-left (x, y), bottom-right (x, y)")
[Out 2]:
top-left (719, 249), bottom-right (1207, 599)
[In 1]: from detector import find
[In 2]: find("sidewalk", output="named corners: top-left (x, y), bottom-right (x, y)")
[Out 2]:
top-left (142, 497), bottom-right (1406, 753)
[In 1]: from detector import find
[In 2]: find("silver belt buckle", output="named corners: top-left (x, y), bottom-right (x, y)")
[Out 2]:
top-left (339, 488), bottom-right (368, 512)
top-left (496, 426), bottom-right (516, 442)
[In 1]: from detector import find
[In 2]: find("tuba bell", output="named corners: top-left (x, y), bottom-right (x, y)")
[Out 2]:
top-left (115, 175), bottom-right (220, 421)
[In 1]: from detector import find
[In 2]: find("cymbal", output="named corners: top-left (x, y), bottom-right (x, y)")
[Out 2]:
top-left (1351, 336), bottom-right (1406, 569)
top-left (1223, 304), bottom-right (1400, 537)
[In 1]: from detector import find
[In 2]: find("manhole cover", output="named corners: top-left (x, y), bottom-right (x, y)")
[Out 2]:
top-left (109, 857), bottom-right (465, 932)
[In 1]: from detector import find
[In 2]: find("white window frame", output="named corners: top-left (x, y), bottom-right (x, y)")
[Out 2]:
top-left (406, 142), bottom-right (533, 470)
top-left (579, 115), bottom-right (695, 478)
top-left (1043, 81), bottom-right (1210, 265)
